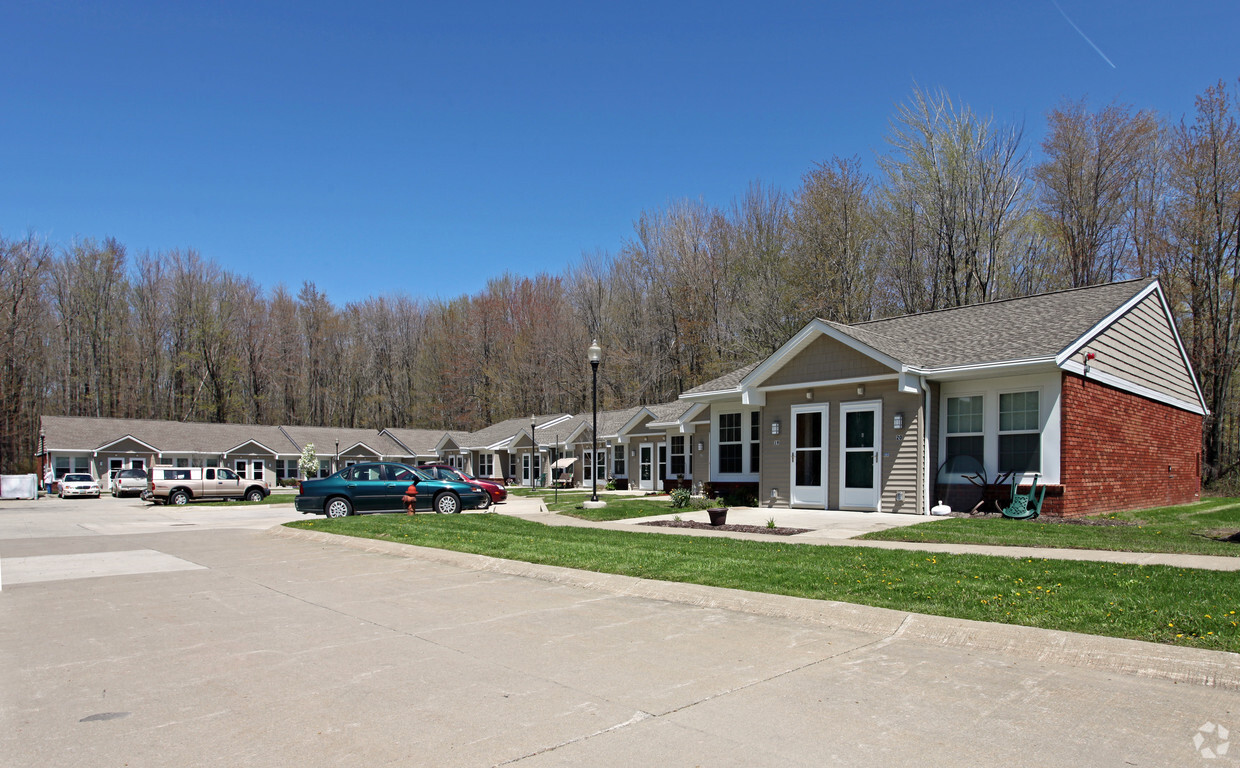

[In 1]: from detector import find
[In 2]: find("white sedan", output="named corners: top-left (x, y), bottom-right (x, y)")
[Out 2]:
top-left (59, 473), bottom-right (101, 498)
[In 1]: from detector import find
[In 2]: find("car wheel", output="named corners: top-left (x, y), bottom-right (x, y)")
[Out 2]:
top-left (434, 493), bottom-right (460, 514)
top-left (170, 490), bottom-right (189, 506)
top-left (245, 488), bottom-right (265, 502)
top-left (475, 493), bottom-right (491, 510)
top-left (325, 497), bottom-right (353, 518)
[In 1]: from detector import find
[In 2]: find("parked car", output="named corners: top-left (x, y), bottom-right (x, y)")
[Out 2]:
top-left (110, 468), bottom-right (148, 497)
top-left (418, 463), bottom-right (507, 504)
top-left (59, 473), bottom-right (101, 498)
top-left (295, 462), bottom-right (490, 518)
top-left (148, 466), bottom-right (270, 505)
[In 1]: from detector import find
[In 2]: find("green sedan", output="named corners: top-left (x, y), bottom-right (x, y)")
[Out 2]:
top-left (295, 461), bottom-right (491, 518)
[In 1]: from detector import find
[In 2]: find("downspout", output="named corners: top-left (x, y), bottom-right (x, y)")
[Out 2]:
top-left (922, 375), bottom-right (931, 515)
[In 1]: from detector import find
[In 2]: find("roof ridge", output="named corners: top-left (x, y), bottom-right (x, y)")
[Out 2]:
top-left (846, 277), bottom-right (1153, 328)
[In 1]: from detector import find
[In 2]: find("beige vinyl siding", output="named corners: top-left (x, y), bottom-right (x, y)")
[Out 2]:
top-left (763, 334), bottom-right (895, 388)
top-left (881, 392), bottom-right (924, 514)
top-left (761, 383), bottom-right (923, 512)
top-left (1085, 294), bottom-right (1199, 404)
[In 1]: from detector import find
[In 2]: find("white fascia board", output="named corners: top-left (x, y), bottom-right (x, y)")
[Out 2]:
top-left (679, 389), bottom-right (742, 402)
top-left (1055, 281), bottom-right (1159, 366)
top-left (1054, 280), bottom-right (1208, 414)
top-left (433, 433), bottom-right (462, 452)
top-left (1062, 360), bottom-right (1207, 415)
top-left (616, 407), bottom-right (657, 437)
top-left (563, 422), bottom-right (592, 444)
top-left (741, 319), bottom-right (904, 390)
top-left (341, 441), bottom-right (380, 456)
top-left (540, 414), bottom-right (575, 429)
top-left (95, 434), bottom-right (160, 453)
top-left (913, 357), bottom-right (1058, 380)
top-left (741, 388), bottom-right (766, 406)
top-left (223, 440), bottom-right (279, 456)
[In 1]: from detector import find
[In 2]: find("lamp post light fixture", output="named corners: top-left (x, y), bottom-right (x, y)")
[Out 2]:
top-left (588, 339), bottom-right (602, 504)
top-left (582, 337), bottom-right (607, 511)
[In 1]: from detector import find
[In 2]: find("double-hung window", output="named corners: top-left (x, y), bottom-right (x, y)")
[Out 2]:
top-left (670, 436), bottom-right (686, 476)
top-left (749, 412), bottom-right (761, 473)
top-left (613, 445), bottom-right (625, 476)
top-left (478, 454), bottom-right (493, 477)
top-left (583, 452), bottom-right (593, 481)
top-left (595, 450), bottom-right (606, 479)
top-left (945, 396), bottom-right (985, 467)
top-left (718, 413), bottom-right (743, 473)
top-left (999, 391), bottom-right (1041, 473)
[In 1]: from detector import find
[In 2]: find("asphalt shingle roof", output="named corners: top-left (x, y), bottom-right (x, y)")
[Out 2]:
top-left (682, 279), bottom-right (1154, 394)
top-left (460, 413), bottom-right (572, 449)
top-left (681, 362), bottom-right (761, 395)
top-left (276, 425), bottom-right (411, 457)
top-left (40, 416), bottom-right (298, 455)
top-left (380, 428), bottom-right (465, 456)
top-left (834, 279), bottom-right (1152, 369)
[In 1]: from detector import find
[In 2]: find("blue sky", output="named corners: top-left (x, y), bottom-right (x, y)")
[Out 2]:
top-left (2, 1), bottom-right (1235, 305)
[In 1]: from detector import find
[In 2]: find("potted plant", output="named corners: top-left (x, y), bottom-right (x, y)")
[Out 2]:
top-left (707, 506), bottom-right (728, 526)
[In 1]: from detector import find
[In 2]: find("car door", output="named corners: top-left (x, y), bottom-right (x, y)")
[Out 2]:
top-left (344, 464), bottom-right (390, 512)
top-left (388, 464), bottom-right (421, 511)
top-left (211, 468), bottom-right (244, 499)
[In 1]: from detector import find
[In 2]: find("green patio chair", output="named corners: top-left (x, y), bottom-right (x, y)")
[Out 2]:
top-left (1001, 474), bottom-right (1046, 520)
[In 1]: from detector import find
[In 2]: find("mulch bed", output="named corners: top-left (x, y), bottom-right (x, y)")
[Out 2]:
top-left (638, 520), bottom-right (812, 536)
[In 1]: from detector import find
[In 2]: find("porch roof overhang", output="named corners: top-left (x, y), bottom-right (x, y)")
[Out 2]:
top-left (648, 402), bottom-right (708, 432)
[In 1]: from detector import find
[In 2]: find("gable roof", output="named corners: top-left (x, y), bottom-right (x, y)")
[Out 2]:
top-left (678, 278), bottom-right (1204, 414)
top-left (40, 416), bottom-right (298, 455)
top-left (277, 425), bottom-right (412, 458)
top-left (383, 428), bottom-right (466, 457)
top-left (831, 278), bottom-right (1153, 370)
top-left (459, 413), bottom-right (573, 450)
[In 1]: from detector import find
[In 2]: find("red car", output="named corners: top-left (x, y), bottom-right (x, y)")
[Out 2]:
top-left (418, 464), bottom-right (507, 504)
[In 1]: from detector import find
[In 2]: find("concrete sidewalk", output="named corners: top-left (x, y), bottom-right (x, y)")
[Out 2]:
top-left (497, 494), bottom-right (1240, 572)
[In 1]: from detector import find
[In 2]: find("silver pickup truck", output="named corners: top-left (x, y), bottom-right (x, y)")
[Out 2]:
top-left (148, 467), bottom-right (270, 505)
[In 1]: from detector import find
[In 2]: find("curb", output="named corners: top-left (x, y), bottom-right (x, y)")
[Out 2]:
top-left (268, 525), bottom-right (1240, 691)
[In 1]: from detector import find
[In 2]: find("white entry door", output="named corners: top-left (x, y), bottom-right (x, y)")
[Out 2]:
top-left (840, 401), bottom-right (881, 510)
top-left (790, 405), bottom-right (828, 507)
top-left (638, 443), bottom-right (654, 491)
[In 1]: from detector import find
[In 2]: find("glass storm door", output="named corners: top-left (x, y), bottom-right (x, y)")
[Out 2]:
top-left (790, 405), bottom-right (828, 507)
top-left (639, 444), bottom-right (653, 490)
top-left (840, 402), bottom-right (881, 510)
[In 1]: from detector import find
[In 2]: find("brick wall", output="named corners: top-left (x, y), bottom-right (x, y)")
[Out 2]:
top-left (1059, 372), bottom-right (1202, 516)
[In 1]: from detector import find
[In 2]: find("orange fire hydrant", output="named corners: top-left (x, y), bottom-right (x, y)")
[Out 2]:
top-left (402, 483), bottom-right (418, 515)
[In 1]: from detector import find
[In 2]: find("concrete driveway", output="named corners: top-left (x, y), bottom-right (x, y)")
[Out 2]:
top-left (1, 497), bottom-right (1236, 766)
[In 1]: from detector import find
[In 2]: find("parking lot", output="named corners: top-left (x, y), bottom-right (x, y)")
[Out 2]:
top-left (1, 495), bottom-right (1237, 766)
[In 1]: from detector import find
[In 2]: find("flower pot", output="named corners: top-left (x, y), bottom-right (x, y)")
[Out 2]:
top-left (707, 507), bottom-right (728, 526)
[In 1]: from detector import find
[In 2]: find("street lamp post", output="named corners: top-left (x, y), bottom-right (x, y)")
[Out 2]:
top-left (334, 439), bottom-right (339, 475)
top-left (588, 339), bottom-right (602, 503)
top-left (530, 415), bottom-right (537, 491)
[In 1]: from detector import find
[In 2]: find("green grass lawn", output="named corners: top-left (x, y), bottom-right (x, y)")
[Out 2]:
top-left (507, 487), bottom-right (684, 521)
top-left (860, 499), bottom-right (1240, 557)
top-left (286, 513), bottom-right (1240, 653)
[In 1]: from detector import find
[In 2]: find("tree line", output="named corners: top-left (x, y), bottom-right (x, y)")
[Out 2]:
top-left (3, 81), bottom-right (1238, 485)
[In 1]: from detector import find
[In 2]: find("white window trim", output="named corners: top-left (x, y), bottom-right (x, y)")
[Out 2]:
top-left (998, 386), bottom-right (1043, 476)
top-left (939, 373), bottom-right (1060, 484)
top-left (710, 406), bottom-right (760, 481)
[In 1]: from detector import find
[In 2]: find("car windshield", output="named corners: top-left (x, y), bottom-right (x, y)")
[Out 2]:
top-left (411, 467), bottom-right (433, 482)
top-left (65, 474), bottom-right (93, 482)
